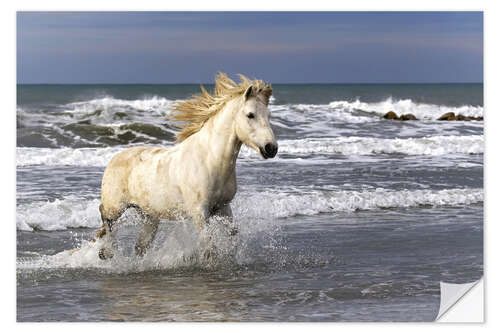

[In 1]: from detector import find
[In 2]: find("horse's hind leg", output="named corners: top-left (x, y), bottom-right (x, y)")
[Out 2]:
top-left (135, 212), bottom-right (159, 257)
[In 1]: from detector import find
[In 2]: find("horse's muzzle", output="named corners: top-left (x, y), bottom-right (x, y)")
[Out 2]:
top-left (260, 143), bottom-right (278, 159)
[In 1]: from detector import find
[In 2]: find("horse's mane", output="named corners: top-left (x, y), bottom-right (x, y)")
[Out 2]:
top-left (172, 72), bottom-right (272, 142)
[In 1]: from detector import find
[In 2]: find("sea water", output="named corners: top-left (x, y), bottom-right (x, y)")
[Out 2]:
top-left (16, 83), bottom-right (483, 321)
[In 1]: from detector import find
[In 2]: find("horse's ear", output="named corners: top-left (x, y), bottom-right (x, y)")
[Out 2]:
top-left (244, 85), bottom-right (253, 101)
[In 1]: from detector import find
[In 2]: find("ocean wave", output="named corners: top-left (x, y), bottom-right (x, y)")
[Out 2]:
top-left (18, 96), bottom-right (176, 130)
top-left (16, 147), bottom-right (125, 167)
top-left (17, 197), bottom-right (102, 231)
top-left (265, 135), bottom-right (484, 157)
top-left (269, 104), bottom-right (373, 124)
top-left (16, 135), bottom-right (483, 167)
top-left (16, 188), bottom-right (483, 232)
top-left (17, 94), bottom-right (483, 149)
top-left (234, 188), bottom-right (482, 220)
top-left (19, 96), bottom-right (484, 129)
top-left (66, 95), bottom-right (175, 115)
top-left (328, 97), bottom-right (483, 120)
top-left (267, 98), bottom-right (484, 127)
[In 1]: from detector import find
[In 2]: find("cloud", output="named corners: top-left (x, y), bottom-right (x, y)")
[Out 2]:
top-left (17, 12), bottom-right (483, 83)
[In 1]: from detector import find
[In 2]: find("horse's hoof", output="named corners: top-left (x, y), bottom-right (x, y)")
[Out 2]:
top-left (98, 248), bottom-right (113, 260)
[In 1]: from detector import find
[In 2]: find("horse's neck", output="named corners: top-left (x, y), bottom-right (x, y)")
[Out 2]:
top-left (191, 100), bottom-right (241, 179)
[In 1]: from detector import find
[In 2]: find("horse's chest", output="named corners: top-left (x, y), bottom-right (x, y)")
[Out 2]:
top-left (208, 176), bottom-right (236, 206)
top-left (212, 181), bottom-right (236, 203)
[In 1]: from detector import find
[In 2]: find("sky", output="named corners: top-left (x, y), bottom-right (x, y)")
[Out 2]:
top-left (17, 12), bottom-right (483, 84)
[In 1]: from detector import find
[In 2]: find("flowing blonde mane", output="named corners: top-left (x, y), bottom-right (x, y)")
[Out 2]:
top-left (171, 72), bottom-right (272, 142)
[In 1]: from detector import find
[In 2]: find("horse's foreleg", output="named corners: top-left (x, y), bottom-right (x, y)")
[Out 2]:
top-left (215, 204), bottom-right (237, 236)
top-left (191, 208), bottom-right (218, 261)
top-left (135, 214), bottom-right (159, 257)
top-left (98, 218), bottom-right (117, 260)
top-left (98, 203), bottom-right (122, 260)
top-left (193, 207), bottom-right (208, 232)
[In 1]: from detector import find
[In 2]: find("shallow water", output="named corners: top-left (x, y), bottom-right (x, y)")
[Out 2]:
top-left (16, 83), bottom-right (483, 321)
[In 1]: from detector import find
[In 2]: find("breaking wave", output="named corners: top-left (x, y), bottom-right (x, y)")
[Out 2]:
top-left (58, 96), bottom-right (484, 123)
top-left (269, 135), bottom-right (484, 157)
top-left (18, 96), bottom-right (175, 127)
top-left (327, 97), bottom-right (483, 120)
top-left (17, 95), bottom-right (484, 148)
top-left (16, 135), bottom-right (483, 167)
top-left (17, 96), bottom-right (180, 147)
top-left (67, 96), bottom-right (174, 114)
top-left (17, 188), bottom-right (483, 232)
top-left (267, 97), bottom-right (484, 126)
top-left (17, 147), bottom-right (124, 167)
top-left (234, 188), bottom-right (483, 220)
top-left (17, 196), bottom-right (102, 231)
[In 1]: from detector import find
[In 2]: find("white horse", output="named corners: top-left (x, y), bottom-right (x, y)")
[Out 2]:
top-left (95, 73), bottom-right (277, 259)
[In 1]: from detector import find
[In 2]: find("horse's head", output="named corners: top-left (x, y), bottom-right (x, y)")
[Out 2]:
top-left (235, 85), bottom-right (278, 159)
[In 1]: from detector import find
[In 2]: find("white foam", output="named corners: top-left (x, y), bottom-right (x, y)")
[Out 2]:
top-left (17, 196), bottom-right (102, 231)
top-left (18, 96), bottom-right (484, 139)
top-left (16, 147), bottom-right (125, 167)
top-left (268, 98), bottom-right (484, 126)
top-left (233, 188), bottom-right (483, 219)
top-left (328, 97), bottom-right (483, 120)
top-left (66, 96), bottom-right (175, 115)
top-left (71, 96), bottom-right (479, 122)
top-left (18, 96), bottom-right (177, 131)
top-left (17, 188), bottom-right (483, 232)
top-left (242, 135), bottom-right (484, 157)
top-left (270, 104), bottom-right (373, 124)
top-left (16, 220), bottom-right (237, 272)
top-left (16, 135), bottom-right (483, 167)
top-left (16, 187), bottom-right (482, 272)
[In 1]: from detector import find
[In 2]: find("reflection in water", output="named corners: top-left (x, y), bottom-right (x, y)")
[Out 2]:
top-left (98, 271), bottom-right (256, 321)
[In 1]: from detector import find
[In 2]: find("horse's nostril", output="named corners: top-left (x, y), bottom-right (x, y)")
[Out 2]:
top-left (265, 143), bottom-right (272, 155)
top-left (265, 143), bottom-right (277, 157)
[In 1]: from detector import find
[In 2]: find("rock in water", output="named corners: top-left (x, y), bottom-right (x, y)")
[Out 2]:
top-left (466, 116), bottom-right (483, 121)
top-left (383, 111), bottom-right (417, 121)
top-left (456, 114), bottom-right (471, 121)
top-left (401, 114), bottom-right (417, 121)
top-left (437, 112), bottom-right (457, 121)
top-left (383, 111), bottom-right (399, 120)
top-left (437, 112), bottom-right (482, 121)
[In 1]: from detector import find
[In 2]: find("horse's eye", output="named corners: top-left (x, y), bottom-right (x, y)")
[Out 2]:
top-left (247, 113), bottom-right (255, 119)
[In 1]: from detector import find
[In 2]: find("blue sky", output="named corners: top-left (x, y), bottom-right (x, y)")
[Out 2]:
top-left (17, 12), bottom-right (483, 83)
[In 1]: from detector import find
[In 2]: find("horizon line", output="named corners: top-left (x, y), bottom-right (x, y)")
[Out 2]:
top-left (17, 81), bottom-right (484, 85)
